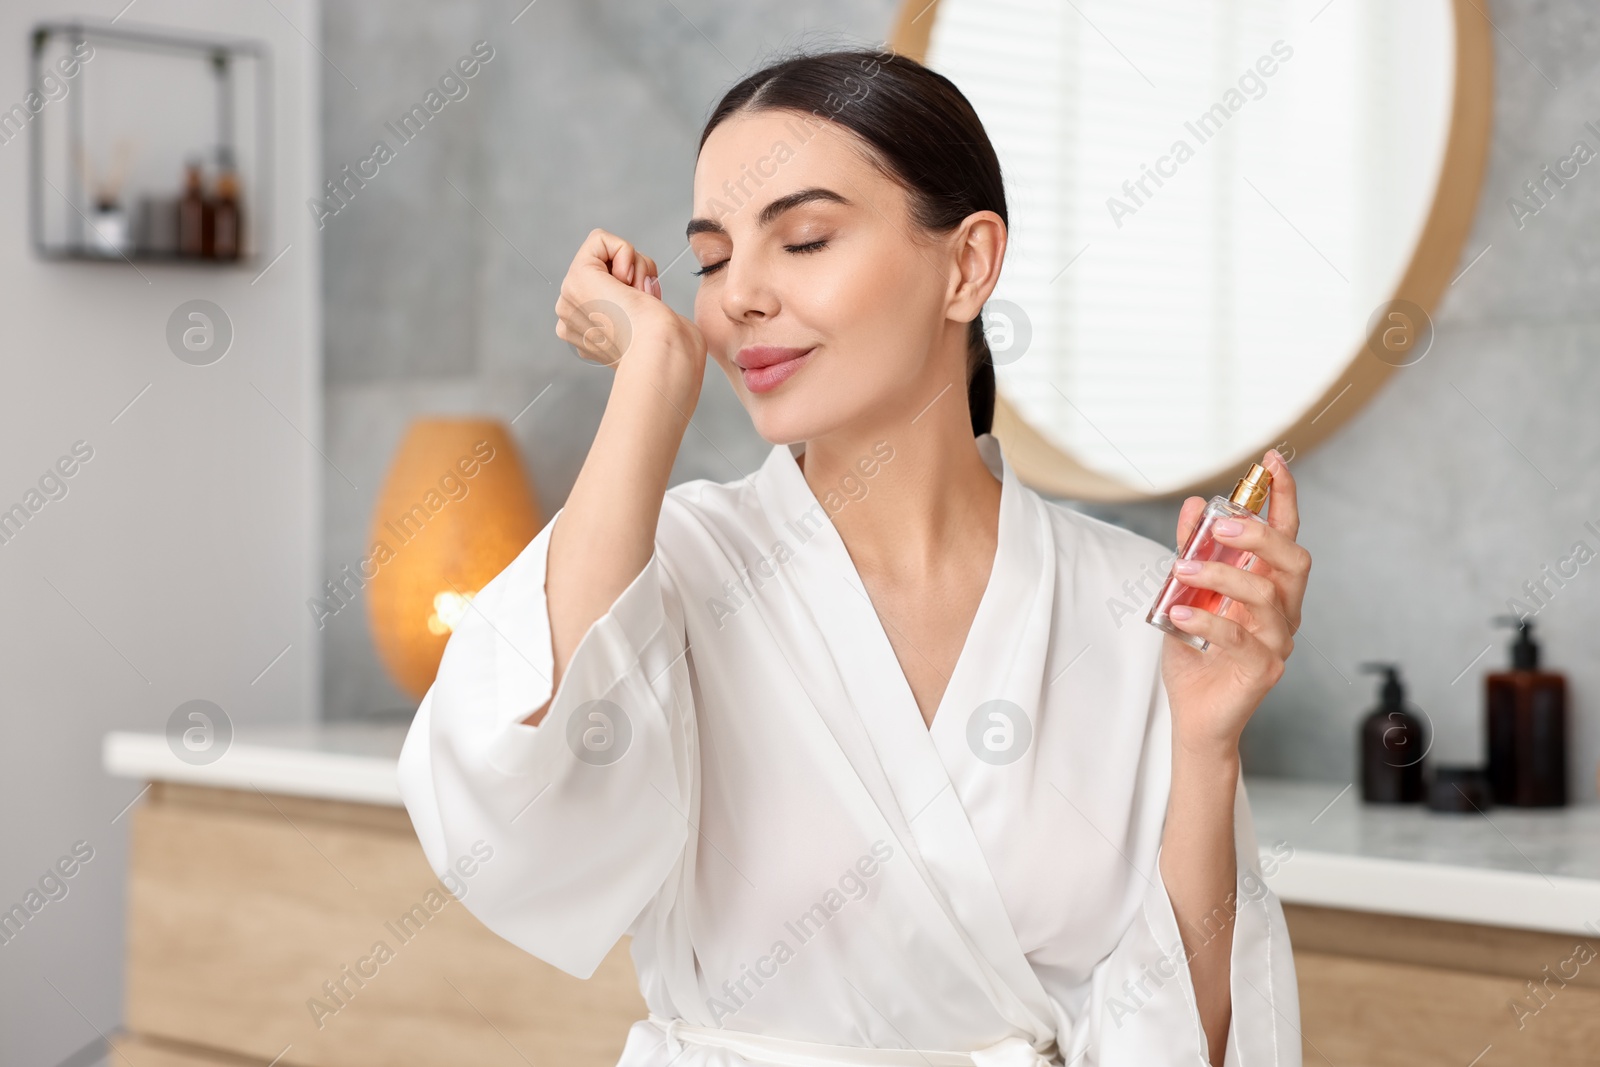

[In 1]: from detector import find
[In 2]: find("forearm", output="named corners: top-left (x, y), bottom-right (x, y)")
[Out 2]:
top-left (1157, 741), bottom-right (1240, 1067)
top-left (525, 352), bottom-right (697, 726)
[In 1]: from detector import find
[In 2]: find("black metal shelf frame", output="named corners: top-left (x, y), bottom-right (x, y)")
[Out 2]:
top-left (28, 19), bottom-right (272, 266)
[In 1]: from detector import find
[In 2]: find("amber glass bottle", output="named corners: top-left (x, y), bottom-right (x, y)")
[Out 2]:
top-left (212, 147), bottom-right (243, 261)
top-left (1485, 617), bottom-right (1567, 807)
top-left (177, 159), bottom-right (214, 259)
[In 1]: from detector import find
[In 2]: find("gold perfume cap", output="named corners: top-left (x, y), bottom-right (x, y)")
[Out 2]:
top-left (1228, 463), bottom-right (1272, 514)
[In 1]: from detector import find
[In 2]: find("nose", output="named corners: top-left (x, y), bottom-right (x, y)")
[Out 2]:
top-left (718, 251), bottom-right (781, 324)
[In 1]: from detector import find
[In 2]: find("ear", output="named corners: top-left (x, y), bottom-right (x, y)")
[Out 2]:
top-left (947, 210), bottom-right (1007, 324)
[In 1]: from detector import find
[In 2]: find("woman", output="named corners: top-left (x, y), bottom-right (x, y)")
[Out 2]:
top-left (399, 47), bottom-right (1307, 1067)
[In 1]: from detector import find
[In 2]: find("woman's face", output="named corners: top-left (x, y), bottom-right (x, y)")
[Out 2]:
top-left (688, 109), bottom-right (990, 445)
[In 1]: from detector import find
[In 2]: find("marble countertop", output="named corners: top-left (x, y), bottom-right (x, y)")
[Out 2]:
top-left (102, 723), bottom-right (1600, 936)
top-left (1246, 778), bottom-right (1600, 936)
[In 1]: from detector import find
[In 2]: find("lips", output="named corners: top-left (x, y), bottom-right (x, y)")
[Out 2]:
top-left (734, 345), bottom-right (815, 394)
top-left (735, 345), bottom-right (814, 370)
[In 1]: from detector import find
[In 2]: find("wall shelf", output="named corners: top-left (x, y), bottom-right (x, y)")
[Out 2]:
top-left (28, 20), bottom-right (271, 267)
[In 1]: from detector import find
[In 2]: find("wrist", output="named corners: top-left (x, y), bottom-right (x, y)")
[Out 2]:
top-left (614, 336), bottom-right (703, 415)
top-left (1165, 743), bottom-right (1239, 843)
top-left (1171, 733), bottom-right (1242, 778)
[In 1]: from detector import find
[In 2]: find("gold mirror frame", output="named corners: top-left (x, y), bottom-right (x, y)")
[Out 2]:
top-left (891, 0), bottom-right (1494, 501)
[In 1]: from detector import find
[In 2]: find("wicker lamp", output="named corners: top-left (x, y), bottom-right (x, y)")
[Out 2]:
top-left (366, 418), bottom-right (543, 700)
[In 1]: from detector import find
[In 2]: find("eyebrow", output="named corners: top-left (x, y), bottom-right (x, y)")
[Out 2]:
top-left (685, 187), bottom-right (851, 240)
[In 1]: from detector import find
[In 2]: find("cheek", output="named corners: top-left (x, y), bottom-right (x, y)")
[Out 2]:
top-left (818, 256), bottom-right (936, 375)
top-left (808, 252), bottom-right (880, 319)
top-left (693, 289), bottom-right (730, 365)
top-left (795, 253), bottom-right (904, 358)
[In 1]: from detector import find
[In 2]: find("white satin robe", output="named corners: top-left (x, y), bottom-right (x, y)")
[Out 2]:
top-left (397, 432), bottom-right (1301, 1066)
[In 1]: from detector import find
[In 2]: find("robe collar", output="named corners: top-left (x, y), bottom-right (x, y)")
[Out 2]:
top-left (752, 431), bottom-right (1048, 746)
top-left (748, 430), bottom-right (1062, 1045)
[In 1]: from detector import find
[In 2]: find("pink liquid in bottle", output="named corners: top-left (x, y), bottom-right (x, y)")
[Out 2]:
top-left (1146, 463), bottom-right (1272, 651)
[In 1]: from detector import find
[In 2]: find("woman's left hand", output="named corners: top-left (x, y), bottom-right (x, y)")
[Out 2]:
top-left (1161, 449), bottom-right (1310, 758)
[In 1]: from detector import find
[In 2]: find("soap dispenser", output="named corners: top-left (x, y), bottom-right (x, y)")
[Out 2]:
top-left (1485, 616), bottom-right (1568, 807)
top-left (1359, 663), bottom-right (1427, 803)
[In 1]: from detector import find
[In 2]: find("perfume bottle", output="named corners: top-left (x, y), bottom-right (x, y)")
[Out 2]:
top-left (1145, 462), bottom-right (1272, 651)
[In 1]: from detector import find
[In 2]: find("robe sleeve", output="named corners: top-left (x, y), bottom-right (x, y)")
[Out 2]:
top-left (396, 504), bottom-right (694, 980)
top-left (1072, 676), bottom-right (1303, 1066)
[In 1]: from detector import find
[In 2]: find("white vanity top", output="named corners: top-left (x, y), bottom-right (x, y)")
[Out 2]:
top-left (102, 723), bottom-right (1600, 937)
top-left (1246, 777), bottom-right (1600, 937)
top-left (104, 720), bottom-right (411, 806)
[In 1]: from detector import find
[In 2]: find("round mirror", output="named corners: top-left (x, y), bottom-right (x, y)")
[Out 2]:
top-left (894, 0), bottom-right (1492, 499)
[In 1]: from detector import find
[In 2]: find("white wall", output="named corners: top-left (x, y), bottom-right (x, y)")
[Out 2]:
top-left (0, 1), bottom-right (321, 1062)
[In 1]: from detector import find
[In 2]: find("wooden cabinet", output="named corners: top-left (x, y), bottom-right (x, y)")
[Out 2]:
top-left (1285, 904), bottom-right (1600, 1066)
top-left (101, 1034), bottom-right (266, 1066)
top-left (119, 782), bottom-right (644, 1067)
top-left (115, 780), bottom-right (1600, 1066)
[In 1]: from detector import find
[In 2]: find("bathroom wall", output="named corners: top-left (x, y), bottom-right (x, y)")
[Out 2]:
top-left (1092, 1), bottom-right (1600, 802)
top-left (318, 0), bottom-right (901, 720)
top-left (320, 1), bottom-right (1600, 801)
top-left (0, 1), bottom-right (323, 1063)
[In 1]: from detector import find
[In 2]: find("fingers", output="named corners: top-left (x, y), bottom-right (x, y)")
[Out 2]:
top-left (615, 244), bottom-right (645, 288)
top-left (1175, 496), bottom-right (1206, 552)
top-left (1211, 516), bottom-right (1311, 592)
top-left (637, 253), bottom-right (659, 292)
top-left (579, 228), bottom-right (655, 290)
top-left (1166, 604), bottom-right (1285, 683)
top-left (613, 244), bottom-right (634, 285)
top-left (1171, 559), bottom-right (1293, 656)
top-left (624, 251), bottom-right (658, 291)
top-left (1261, 449), bottom-right (1299, 539)
top-left (558, 230), bottom-right (670, 362)
top-left (554, 301), bottom-right (623, 366)
top-left (579, 228), bottom-right (632, 280)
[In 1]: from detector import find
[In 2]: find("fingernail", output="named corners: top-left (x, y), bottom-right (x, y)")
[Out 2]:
top-left (1175, 559), bottom-right (1201, 575)
top-left (1215, 520), bottom-right (1245, 537)
top-left (1170, 606), bottom-right (1193, 621)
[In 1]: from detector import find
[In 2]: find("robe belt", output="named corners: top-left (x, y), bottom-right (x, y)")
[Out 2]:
top-left (647, 1014), bottom-right (1061, 1067)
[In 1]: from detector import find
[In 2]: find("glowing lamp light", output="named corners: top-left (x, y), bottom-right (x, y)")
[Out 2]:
top-left (366, 418), bottom-right (542, 701)
top-left (427, 589), bottom-right (476, 636)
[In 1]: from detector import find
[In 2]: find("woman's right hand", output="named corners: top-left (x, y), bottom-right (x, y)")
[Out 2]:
top-left (535, 230), bottom-right (704, 726)
top-left (555, 228), bottom-right (706, 406)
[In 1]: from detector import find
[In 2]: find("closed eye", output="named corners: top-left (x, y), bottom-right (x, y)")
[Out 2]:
top-left (691, 239), bottom-right (830, 278)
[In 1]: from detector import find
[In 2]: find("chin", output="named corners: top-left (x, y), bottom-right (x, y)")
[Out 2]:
top-left (726, 355), bottom-right (882, 446)
top-left (735, 379), bottom-right (822, 445)
top-left (745, 401), bottom-right (816, 447)
top-left (714, 360), bottom-right (806, 444)
top-left (746, 388), bottom-right (882, 448)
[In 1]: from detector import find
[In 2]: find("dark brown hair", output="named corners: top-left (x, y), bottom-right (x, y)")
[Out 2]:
top-left (698, 47), bottom-right (1007, 436)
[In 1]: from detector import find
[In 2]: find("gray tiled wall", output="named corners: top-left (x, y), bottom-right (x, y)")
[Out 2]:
top-left (318, 1), bottom-right (899, 721)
